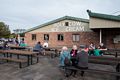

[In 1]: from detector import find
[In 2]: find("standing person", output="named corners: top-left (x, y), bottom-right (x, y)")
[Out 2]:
top-left (70, 45), bottom-right (78, 77)
top-left (33, 42), bottom-right (44, 54)
top-left (15, 38), bottom-right (19, 46)
top-left (76, 45), bottom-right (88, 77)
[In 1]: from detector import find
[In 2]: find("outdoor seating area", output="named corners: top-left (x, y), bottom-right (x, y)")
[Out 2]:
top-left (0, 49), bottom-right (39, 68)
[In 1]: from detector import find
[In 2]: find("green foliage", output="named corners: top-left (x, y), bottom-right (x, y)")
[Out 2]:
top-left (19, 33), bottom-right (25, 37)
top-left (0, 22), bottom-right (11, 38)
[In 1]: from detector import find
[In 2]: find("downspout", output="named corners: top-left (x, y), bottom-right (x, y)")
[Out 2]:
top-left (100, 29), bottom-right (102, 43)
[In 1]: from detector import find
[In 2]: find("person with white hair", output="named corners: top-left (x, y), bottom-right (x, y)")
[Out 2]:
top-left (59, 46), bottom-right (71, 67)
top-left (43, 41), bottom-right (48, 48)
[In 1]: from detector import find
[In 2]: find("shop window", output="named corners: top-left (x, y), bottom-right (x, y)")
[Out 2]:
top-left (58, 34), bottom-right (64, 41)
top-left (44, 34), bottom-right (49, 41)
top-left (65, 22), bottom-right (69, 26)
top-left (72, 34), bottom-right (80, 42)
top-left (32, 34), bottom-right (36, 40)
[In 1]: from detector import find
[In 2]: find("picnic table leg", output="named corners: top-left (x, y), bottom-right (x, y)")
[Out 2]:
top-left (27, 55), bottom-right (30, 66)
top-left (30, 55), bottom-right (33, 65)
top-left (115, 52), bottom-right (118, 58)
top-left (3, 54), bottom-right (6, 57)
top-left (36, 54), bottom-right (39, 63)
top-left (6, 53), bottom-right (9, 62)
top-left (17, 54), bottom-right (19, 59)
top-left (10, 54), bottom-right (12, 58)
top-left (116, 63), bottom-right (120, 80)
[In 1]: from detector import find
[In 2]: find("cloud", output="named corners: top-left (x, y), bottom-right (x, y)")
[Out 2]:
top-left (0, 0), bottom-right (120, 32)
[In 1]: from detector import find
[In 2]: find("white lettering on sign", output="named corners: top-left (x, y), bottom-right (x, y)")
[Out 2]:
top-left (51, 28), bottom-right (58, 32)
top-left (66, 26), bottom-right (84, 31)
top-left (51, 21), bottom-right (86, 32)
top-left (53, 22), bottom-right (82, 27)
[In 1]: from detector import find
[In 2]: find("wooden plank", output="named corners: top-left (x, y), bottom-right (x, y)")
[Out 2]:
top-left (0, 57), bottom-right (27, 62)
top-left (89, 59), bottom-right (118, 65)
top-left (65, 66), bottom-right (120, 76)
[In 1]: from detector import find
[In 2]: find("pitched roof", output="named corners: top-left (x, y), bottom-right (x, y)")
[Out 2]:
top-left (87, 10), bottom-right (120, 21)
top-left (25, 16), bottom-right (89, 33)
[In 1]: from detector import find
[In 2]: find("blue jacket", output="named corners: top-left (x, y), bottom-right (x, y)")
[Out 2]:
top-left (33, 43), bottom-right (43, 51)
top-left (59, 51), bottom-right (71, 66)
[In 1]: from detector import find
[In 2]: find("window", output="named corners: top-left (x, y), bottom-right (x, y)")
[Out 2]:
top-left (58, 34), bottom-right (64, 41)
top-left (44, 34), bottom-right (49, 41)
top-left (65, 22), bottom-right (69, 26)
top-left (32, 34), bottom-right (36, 40)
top-left (72, 34), bottom-right (80, 41)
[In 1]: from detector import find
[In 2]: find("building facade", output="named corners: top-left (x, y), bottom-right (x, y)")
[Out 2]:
top-left (25, 16), bottom-right (99, 48)
top-left (25, 11), bottom-right (120, 49)
top-left (87, 10), bottom-right (120, 49)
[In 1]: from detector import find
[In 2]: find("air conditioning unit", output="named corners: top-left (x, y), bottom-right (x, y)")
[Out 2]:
top-left (113, 38), bottom-right (118, 43)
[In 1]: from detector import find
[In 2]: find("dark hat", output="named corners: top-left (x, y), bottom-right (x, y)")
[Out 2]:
top-left (79, 45), bottom-right (86, 48)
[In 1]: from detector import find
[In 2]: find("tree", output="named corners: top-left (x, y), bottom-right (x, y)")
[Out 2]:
top-left (0, 22), bottom-right (11, 38)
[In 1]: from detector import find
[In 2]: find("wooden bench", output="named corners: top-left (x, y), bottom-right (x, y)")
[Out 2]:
top-left (0, 57), bottom-right (27, 68)
top-left (43, 48), bottom-right (59, 58)
top-left (64, 56), bottom-right (120, 80)
top-left (103, 49), bottom-right (120, 57)
top-left (65, 66), bottom-right (120, 80)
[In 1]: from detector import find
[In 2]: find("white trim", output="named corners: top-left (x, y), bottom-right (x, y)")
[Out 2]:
top-left (100, 29), bottom-right (102, 43)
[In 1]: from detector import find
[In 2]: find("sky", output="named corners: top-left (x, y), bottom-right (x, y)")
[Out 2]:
top-left (0, 0), bottom-right (120, 33)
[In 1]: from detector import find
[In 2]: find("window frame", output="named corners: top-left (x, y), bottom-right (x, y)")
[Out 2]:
top-left (31, 34), bottom-right (36, 41)
top-left (72, 34), bottom-right (80, 42)
top-left (44, 34), bottom-right (49, 41)
top-left (57, 34), bottom-right (64, 41)
top-left (65, 22), bottom-right (69, 26)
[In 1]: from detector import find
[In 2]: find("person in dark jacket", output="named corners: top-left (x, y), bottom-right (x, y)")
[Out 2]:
top-left (33, 42), bottom-right (43, 54)
top-left (76, 45), bottom-right (88, 76)
top-left (70, 45), bottom-right (78, 77)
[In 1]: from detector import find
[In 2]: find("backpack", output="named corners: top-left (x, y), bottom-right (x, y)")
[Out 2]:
top-left (63, 54), bottom-right (71, 66)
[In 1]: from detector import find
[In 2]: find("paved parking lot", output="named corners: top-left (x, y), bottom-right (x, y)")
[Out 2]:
top-left (0, 56), bottom-right (117, 80)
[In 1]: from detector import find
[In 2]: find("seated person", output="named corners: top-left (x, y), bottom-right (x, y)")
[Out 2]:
top-left (88, 42), bottom-right (96, 55)
top-left (59, 46), bottom-right (71, 67)
top-left (98, 43), bottom-right (107, 55)
top-left (43, 41), bottom-right (48, 48)
top-left (33, 41), bottom-right (44, 54)
top-left (59, 46), bottom-right (71, 77)
top-left (19, 41), bottom-right (27, 47)
top-left (70, 45), bottom-right (78, 66)
top-left (70, 45), bottom-right (78, 77)
top-left (98, 43), bottom-right (107, 50)
top-left (76, 45), bottom-right (88, 76)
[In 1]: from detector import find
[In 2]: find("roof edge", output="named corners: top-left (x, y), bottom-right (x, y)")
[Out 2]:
top-left (87, 10), bottom-right (120, 21)
top-left (25, 16), bottom-right (89, 33)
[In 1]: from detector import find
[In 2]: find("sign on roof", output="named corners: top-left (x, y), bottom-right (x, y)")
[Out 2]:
top-left (29, 20), bottom-right (91, 33)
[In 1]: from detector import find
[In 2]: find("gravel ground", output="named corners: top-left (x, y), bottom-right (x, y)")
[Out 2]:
top-left (0, 55), bottom-right (117, 80)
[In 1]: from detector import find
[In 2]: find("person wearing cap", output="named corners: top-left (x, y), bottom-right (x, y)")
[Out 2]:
top-left (76, 45), bottom-right (88, 77)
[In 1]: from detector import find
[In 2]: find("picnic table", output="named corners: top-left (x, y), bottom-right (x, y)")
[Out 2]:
top-left (43, 47), bottom-right (60, 57)
top-left (103, 49), bottom-right (120, 57)
top-left (65, 56), bottom-right (120, 80)
top-left (0, 50), bottom-right (39, 68)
